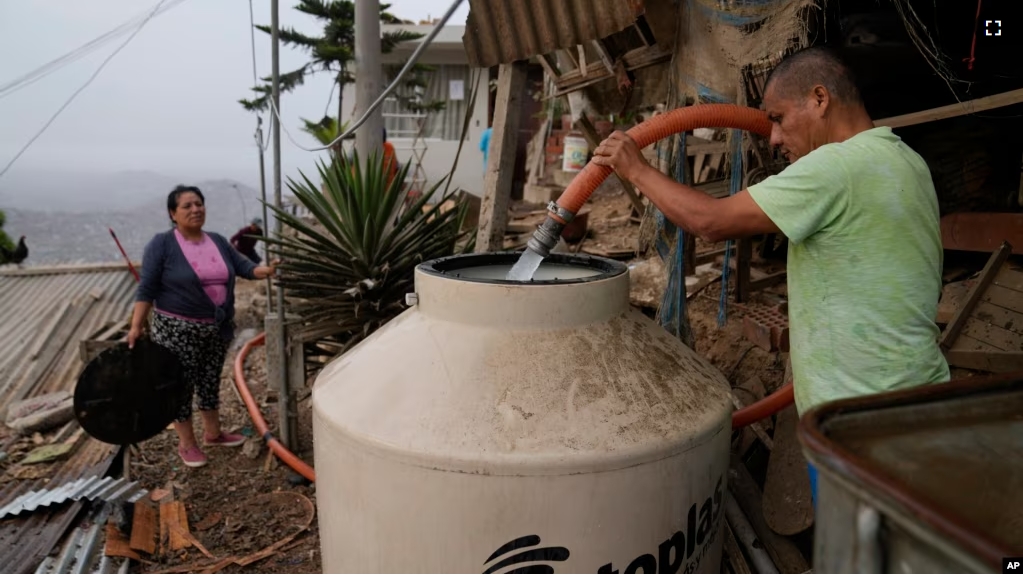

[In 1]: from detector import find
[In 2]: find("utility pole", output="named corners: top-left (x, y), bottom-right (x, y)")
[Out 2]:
top-left (354, 0), bottom-right (383, 162)
top-left (269, 0), bottom-right (296, 451)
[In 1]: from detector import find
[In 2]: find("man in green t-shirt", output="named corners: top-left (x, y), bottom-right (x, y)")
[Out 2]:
top-left (592, 45), bottom-right (950, 505)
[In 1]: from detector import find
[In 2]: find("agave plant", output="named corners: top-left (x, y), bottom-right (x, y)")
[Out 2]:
top-left (265, 151), bottom-right (475, 362)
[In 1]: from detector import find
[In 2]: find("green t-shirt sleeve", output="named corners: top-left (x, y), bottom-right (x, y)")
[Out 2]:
top-left (747, 147), bottom-right (850, 244)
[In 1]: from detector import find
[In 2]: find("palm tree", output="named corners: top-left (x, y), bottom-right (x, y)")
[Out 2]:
top-left (300, 116), bottom-right (350, 159)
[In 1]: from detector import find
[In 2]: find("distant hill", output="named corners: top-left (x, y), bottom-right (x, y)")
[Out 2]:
top-left (2, 177), bottom-right (272, 265)
top-left (0, 169), bottom-right (184, 213)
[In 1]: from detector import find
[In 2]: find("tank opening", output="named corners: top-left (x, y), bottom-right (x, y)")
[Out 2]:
top-left (420, 252), bottom-right (626, 285)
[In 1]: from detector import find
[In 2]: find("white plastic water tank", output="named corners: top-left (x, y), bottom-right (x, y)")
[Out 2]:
top-left (312, 253), bottom-right (734, 573)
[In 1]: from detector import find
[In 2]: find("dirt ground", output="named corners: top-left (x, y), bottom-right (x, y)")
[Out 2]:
top-left (128, 185), bottom-right (788, 573)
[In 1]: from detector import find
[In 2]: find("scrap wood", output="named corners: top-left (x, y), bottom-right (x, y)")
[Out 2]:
top-left (130, 500), bottom-right (158, 555)
top-left (160, 500), bottom-right (191, 552)
top-left (170, 522), bottom-right (215, 560)
top-left (193, 511), bottom-right (222, 531)
top-left (105, 521), bottom-right (142, 561)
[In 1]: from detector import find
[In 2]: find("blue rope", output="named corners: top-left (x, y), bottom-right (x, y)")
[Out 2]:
top-left (718, 130), bottom-right (744, 327)
top-left (655, 133), bottom-right (695, 349)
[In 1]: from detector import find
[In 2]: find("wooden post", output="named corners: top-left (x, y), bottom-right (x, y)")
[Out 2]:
top-left (476, 61), bottom-right (528, 252)
top-left (735, 237), bottom-right (753, 303)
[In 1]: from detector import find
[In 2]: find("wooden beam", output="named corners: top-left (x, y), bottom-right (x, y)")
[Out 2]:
top-left (590, 39), bottom-right (616, 75)
top-left (536, 53), bottom-right (560, 80)
top-left (476, 61), bottom-right (529, 252)
top-left (944, 350), bottom-right (1023, 373)
top-left (736, 237), bottom-right (753, 303)
top-left (940, 242), bottom-right (1013, 350)
top-left (875, 87), bottom-right (1023, 129)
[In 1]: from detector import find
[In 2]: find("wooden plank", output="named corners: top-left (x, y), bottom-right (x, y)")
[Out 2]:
top-left (748, 271), bottom-right (788, 292)
top-left (940, 242), bottom-right (1012, 351)
top-left (590, 39), bottom-right (616, 74)
top-left (993, 266), bottom-right (1023, 293)
top-left (727, 454), bottom-right (810, 574)
top-left (951, 333), bottom-right (1002, 352)
top-left (536, 53), bottom-right (561, 80)
top-left (875, 87), bottom-right (1023, 129)
top-left (944, 349), bottom-right (1023, 373)
top-left (106, 521), bottom-right (142, 560)
top-left (161, 500), bottom-right (191, 552)
top-left (476, 61), bottom-right (529, 252)
top-left (0, 262), bottom-right (139, 276)
top-left (972, 300), bottom-right (1023, 336)
top-left (130, 500), bottom-right (158, 555)
top-left (959, 317), bottom-right (1023, 351)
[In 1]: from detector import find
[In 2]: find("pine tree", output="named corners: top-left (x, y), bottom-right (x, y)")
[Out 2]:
top-left (240, 0), bottom-right (442, 131)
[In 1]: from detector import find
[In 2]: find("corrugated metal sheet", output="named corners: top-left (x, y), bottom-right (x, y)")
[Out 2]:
top-left (0, 476), bottom-right (147, 520)
top-left (463, 0), bottom-right (645, 68)
top-left (0, 263), bottom-right (133, 574)
top-left (34, 502), bottom-right (130, 574)
top-left (0, 263), bottom-right (136, 410)
top-left (0, 444), bottom-right (118, 574)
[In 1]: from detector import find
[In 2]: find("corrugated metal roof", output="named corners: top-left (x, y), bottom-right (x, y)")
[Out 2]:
top-left (462, 0), bottom-right (645, 68)
top-left (0, 476), bottom-right (147, 520)
top-left (0, 263), bottom-right (134, 574)
top-left (0, 263), bottom-right (136, 410)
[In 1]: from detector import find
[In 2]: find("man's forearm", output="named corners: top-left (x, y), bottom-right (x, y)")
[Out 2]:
top-left (631, 164), bottom-right (718, 239)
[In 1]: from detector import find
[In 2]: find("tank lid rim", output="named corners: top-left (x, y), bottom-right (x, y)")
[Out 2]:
top-left (416, 252), bottom-right (627, 285)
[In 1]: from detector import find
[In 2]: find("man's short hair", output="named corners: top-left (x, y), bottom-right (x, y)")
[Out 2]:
top-left (765, 46), bottom-right (863, 107)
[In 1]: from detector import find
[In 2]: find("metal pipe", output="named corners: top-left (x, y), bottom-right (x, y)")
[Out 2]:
top-left (256, 122), bottom-right (272, 312)
top-left (725, 490), bottom-right (780, 574)
top-left (354, 0), bottom-right (384, 157)
top-left (269, 0), bottom-right (294, 451)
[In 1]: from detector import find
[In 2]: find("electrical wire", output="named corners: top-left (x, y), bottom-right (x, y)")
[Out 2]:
top-left (267, 0), bottom-right (465, 153)
top-left (247, 0), bottom-right (271, 153)
top-left (0, 0), bottom-right (187, 100)
top-left (0, 0), bottom-right (172, 179)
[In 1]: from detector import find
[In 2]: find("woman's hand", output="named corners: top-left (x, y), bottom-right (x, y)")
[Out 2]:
top-left (128, 325), bottom-right (143, 349)
top-left (254, 259), bottom-right (282, 280)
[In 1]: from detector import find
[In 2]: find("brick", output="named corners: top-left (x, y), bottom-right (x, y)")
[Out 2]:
top-left (740, 306), bottom-right (789, 352)
top-left (546, 144), bottom-right (564, 154)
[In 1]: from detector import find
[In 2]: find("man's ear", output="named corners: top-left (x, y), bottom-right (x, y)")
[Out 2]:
top-left (812, 85), bottom-right (830, 116)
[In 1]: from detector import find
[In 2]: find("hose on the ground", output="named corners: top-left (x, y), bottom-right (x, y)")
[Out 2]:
top-left (233, 331), bottom-right (316, 483)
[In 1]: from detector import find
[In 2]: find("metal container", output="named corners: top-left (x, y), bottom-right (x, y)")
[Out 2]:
top-left (798, 373), bottom-right (1023, 573)
top-left (312, 252), bottom-right (734, 573)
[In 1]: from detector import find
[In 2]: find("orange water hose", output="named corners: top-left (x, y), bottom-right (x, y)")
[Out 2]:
top-left (233, 332), bottom-right (316, 483)
top-left (732, 382), bottom-right (794, 429)
top-left (552, 104), bottom-right (774, 218)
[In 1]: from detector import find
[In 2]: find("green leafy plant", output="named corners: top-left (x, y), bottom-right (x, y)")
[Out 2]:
top-left (0, 210), bottom-right (13, 256)
top-left (265, 151), bottom-right (476, 362)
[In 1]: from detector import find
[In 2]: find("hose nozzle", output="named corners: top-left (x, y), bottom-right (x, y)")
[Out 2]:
top-left (526, 201), bottom-right (575, 257)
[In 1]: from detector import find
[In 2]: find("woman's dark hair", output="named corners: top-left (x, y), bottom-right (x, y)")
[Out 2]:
top-left (167, 185), bottom-right (205, 223)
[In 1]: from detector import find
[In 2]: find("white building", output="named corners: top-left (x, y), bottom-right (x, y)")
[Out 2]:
top-left (341, 24), bottom-right (491, 198)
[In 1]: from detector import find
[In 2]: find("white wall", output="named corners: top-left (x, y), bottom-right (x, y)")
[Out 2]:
top-left (340, 73), bottom-right (488, 198)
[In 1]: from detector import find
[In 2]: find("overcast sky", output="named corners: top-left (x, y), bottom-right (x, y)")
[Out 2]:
top-left (0, 0), bottom-right (470, 191)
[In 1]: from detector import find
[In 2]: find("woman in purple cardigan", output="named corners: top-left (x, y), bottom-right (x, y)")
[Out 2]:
top-left (129, 185), bottom-right (277, 468)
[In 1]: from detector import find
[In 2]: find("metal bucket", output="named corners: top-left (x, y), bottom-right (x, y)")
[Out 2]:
top-left (798, 373), bottom-right (1023, 573)
top-left (74, 340), bottom-right (188, 445)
